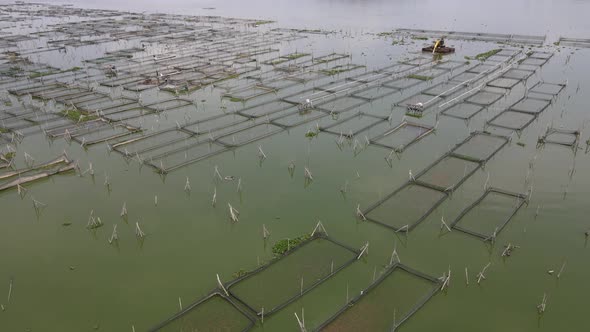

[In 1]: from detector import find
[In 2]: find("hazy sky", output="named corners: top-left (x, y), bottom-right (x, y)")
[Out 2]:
top-left (2, 0), bottom-right (590, 36)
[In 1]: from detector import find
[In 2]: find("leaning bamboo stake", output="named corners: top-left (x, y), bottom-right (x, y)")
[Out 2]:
top-left (108, 225), bottom-right (118, 244)
top-left (178, 297), bottom-right (182, 311)
top-left (135, 222), bottom-right (146, 238)
top-left (212, 187), bottom-right (217, 206)
top-left (441, 266), bottom-right (451, 291)
top-left (31, 196), bottom-right (46, 212)
top-left (465, 267), bottom-right (469, 285)
top-left (104, 172), bottom-right (111, 189)
top-left (311, 220), bottom-right (327, 236)
top-left (390, 244), bottom-right (401, 265)
top-left (477, 263), bottom-right (491, 284)
top-left (396, 225), bottom-right (409, 233)
top-left (24, 152), bottom-right (34, 167)
top-left (357, 242), bottom-right (369, 260)
top-left (537, 293), bottom-right (547, 314)
top-left (184, 177), bottom-right (191, 193)
top-left (557, 261), bottom-right (566, 279)
top-left (294, 310), bottom-right (306, 332)
top-left (340, 180), bottom-right (348, 193)
top-left (17, 184), bottom-right (27, 199)
top-left (300, 277), bottom-right (304, 295)
top-left (7, 277), bottom-right (13, 303)
top-left (82, 162), bottom-right (94, 176)
top-left (440, 216), bottom-right (451, 232)
top-left (258, 145), bottom-right (267, 160)
top-left (228, 203), bottom-right (239, 222)
top-left (262, 224), bottom-right (271, 239)
top-left (216, 274), bottom-right (229, 296)
top-left (120, 202), bottom-right (127, 217)
top-left (356, 204), bottom-right (366, 221)
top-left (304, 167), bottom-right (313, 181)
top-left (213, 165), bottom-right (222, 181)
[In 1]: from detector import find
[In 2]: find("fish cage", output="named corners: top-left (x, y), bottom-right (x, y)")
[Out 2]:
top-left (509, 97), bottom-right (552, 115)
top-left (148, 291), bottom-right (256, 332)
top-left (315, 263), bottom-right (441, 332)
top-left (538, 127), bottom-right (580, 147)
top-left (225, 233), bottom-right (359, 317)
top-left (450, 187), bottom-right (527, 241)
top-left (414, 154), bottom-right (481, 192)
top-left (440, 103), bottom-right (485, 120)
top-left (364, 182), bottom-right (448, 232)
top-left (369, 121), bottom-right (434, 153)
top-left (320, 113), bottom-right (385, 138)
top-left (393, 28), bottom-right (546, 46)
top-left (450, 131), bottom-right (509, 163)
top-left (0, 155), bottom-right (76, 192)
top-left (557, 37), bottom-right (590, 48)
top-left (486, 110), bottom-right (537, 132)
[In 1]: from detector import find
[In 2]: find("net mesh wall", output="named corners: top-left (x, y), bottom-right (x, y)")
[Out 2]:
top-left (441, 103), bottom-right (484, 120)
top-left (0, 155), bottom-right (76, 191)
top-left (370, 121), bottom-right (434, 152)
top-left (558, 37), bottom-right (590, 48)
top-left (316, 263), bottom-right (440, 332)
top-left (364, 182), bottom-right (448, 232)
top-left (450, 132), bottom-right (509, 163)
top-left (509, 97), bottom-right (551, 114)
top-left (215, 123), bottom-right (284, 147)
top-left (530, 82), bottom-right (566, 96)
top-left (320, 113), bottom-right (384, 137)
top-left (415, 155), bottom-right (480, 192)
top-left (487, 77), bottom-right (521, 89)
top-left (145, 141), bottom-right (228, 173)
top-left (450, 188), bottom-right (527, 241)
top-left (539, 128), bottom-right (580, 147)
top-left (149, 292), bottom-right (255, 332)
top-left (226, 234), bottom-right (358, 317)
top-left (487, 110), bottom-right (536, 131)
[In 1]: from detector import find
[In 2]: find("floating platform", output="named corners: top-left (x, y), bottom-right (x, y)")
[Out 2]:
top-left (422, 46), bottom-right (455, 54)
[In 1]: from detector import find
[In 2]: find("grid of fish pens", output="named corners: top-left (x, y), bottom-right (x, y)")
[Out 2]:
top-left (0, 154), bottom-right (76, 192)
top-left (363, 131), bottom-right (509, 232)
top-left (486, 81), bottom-right (565, 132)
top-left (106, 55), bottom-right (471, 173)
top-left (148, 231), bottom-right (360, 330)
top-left (315, 263), bottom-right (441, 332)
top-left (393, 28), bottom-right (546, 46)
top-left (557, 37), bottom-right (590, 48)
